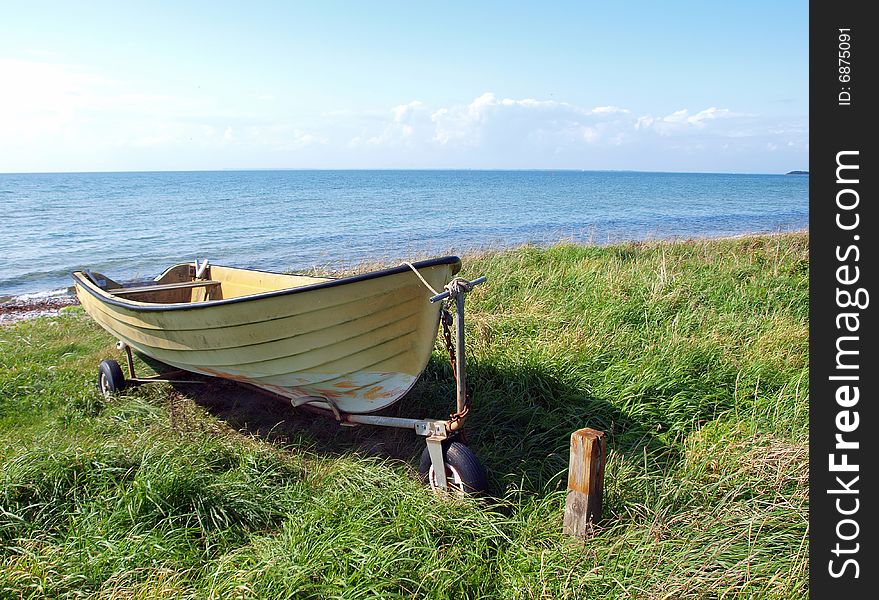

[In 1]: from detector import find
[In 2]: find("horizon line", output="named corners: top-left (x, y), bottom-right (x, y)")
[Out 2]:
top-left (1, 167), bottom-right (808, 177)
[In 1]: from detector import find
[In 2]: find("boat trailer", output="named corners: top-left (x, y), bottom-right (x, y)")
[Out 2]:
top-left (98, 274), bottom-right (487, 494)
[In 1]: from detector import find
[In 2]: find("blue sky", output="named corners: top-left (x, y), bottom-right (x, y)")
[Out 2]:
top-left (1, 1), bottom-right (808, 173)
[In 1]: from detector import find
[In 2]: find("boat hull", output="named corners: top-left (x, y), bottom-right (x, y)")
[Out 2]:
top-left (73, 258), bottom-right (460, 413)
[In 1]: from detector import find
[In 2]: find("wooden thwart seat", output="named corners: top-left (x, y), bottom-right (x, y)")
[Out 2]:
top-left (112, 280), bottom-right (221, 297)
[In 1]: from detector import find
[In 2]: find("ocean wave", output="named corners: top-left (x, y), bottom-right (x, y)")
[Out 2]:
top-left (11, 287), bottom-right (75, 302)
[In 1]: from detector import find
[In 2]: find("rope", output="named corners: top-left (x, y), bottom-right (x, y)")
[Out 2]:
top-left (444, 277), bottom-right (474, 297)
top-left (403, 263), bottom-right (478, 431)
top-left (403, 264), bottom-right (477, 303)
top-left (402, 262), bottom-right (440, 296)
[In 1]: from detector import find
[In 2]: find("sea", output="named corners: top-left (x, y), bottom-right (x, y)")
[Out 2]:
top-left (0, 170), bottom-right (808, 300)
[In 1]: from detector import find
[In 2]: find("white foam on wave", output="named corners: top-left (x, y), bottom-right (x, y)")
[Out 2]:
top-left (9, 287), bottom-right (75, 302)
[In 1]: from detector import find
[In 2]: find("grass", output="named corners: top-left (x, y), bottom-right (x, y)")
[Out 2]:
top-left (0, 233), bottom-right (809, 599)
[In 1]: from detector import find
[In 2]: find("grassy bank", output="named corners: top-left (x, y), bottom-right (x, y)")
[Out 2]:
top-left (0, 233), bottom-right (808, 599)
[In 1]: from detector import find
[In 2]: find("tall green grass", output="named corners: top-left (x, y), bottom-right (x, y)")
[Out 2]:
top-left (0, 233), bottom-right (808, 598)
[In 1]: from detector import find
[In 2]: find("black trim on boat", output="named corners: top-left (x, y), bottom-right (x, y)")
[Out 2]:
top-left (71, 256), bottom-right (462, 312)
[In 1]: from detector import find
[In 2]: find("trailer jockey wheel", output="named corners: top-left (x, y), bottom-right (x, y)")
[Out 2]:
top-left (98, 359), bottom-right (126, 398)
top-left (419, 439), bottom-right (487, 495)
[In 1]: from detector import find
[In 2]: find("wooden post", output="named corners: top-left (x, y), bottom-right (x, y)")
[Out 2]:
top-left (563, 427), bottom-right (606, 537)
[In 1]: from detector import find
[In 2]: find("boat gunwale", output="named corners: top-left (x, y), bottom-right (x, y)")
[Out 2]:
top-left (71, 256), bottom-right (461, 313)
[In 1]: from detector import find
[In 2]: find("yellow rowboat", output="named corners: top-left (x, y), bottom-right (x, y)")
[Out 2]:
top-left (73, 257), bottom-right (463, 414)
top-left (73, 258), bottom-right (488, 493)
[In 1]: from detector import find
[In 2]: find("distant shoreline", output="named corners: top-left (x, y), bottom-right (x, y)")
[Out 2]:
top-left (2, 168), bottom-right (806, 177)
top-left (1, 229), bottom-right (807, 326)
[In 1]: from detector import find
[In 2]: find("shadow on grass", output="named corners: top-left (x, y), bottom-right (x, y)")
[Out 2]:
top-left (408, 358), bottom-right (685, 498)
top-left (142, 354), bottom-right (687, 500)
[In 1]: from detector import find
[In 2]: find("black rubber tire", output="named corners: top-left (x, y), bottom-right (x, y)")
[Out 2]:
top-left (97, 359), bottom-right (125, 397)
top-left (419, 439), bottom-right (487, 495)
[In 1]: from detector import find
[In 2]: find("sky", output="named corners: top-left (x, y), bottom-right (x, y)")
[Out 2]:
top-left (0, 1), bottom-right (808, 174)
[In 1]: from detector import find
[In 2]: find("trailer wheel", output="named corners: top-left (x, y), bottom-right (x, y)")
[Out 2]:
top-left (98, 359), bottom-right (126, 397)
top-left (419, 440), bottom-right (487, 495)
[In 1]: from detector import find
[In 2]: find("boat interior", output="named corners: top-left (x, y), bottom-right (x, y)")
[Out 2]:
top-left (82, 262), bottom-right (333, 304)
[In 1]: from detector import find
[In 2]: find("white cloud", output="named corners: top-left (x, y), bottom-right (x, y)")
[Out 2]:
top-left (343, 93), bottom-right (806, 171)
top-left (0, 58), bottom-right (105, 138)
top-left (234, 125), bottom-right (327, 150)
top-left (430, 92), bottom-right (589, 147)
top-left (0, 57), bottom-right (334, 170)
top-left (688, 107), bottom-right (732, 124)
top-left (638, 107), bottom-right (750, 137)
top-left (591, 106), bottom-right (630, 115)
top-left (289, 129), bottom-right (325, 147)
top-left (0, 61), bottom-right (807, 173)
top-left (350, 100), bottom-right (431, 147)
top-left (392, 100), bottom-right (424, 123)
